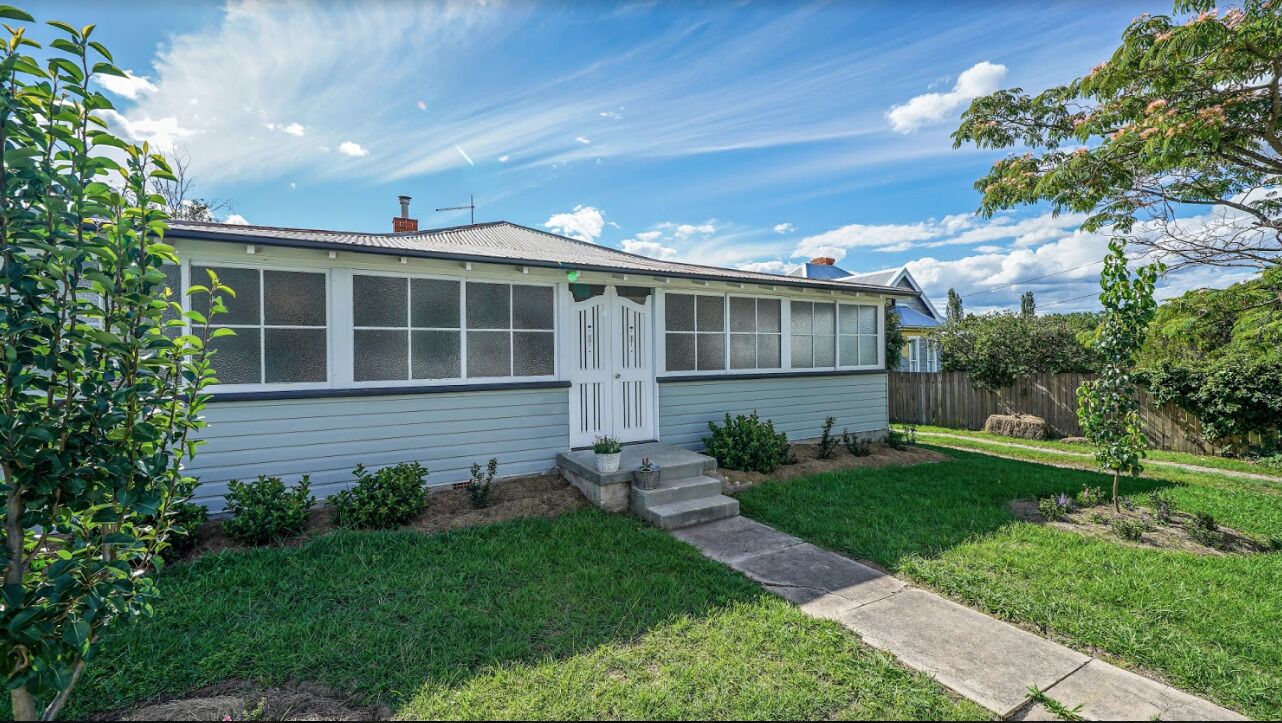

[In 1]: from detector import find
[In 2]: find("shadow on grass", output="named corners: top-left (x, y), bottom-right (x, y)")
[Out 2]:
top-left (736, 445), bottom-right (1177, 569)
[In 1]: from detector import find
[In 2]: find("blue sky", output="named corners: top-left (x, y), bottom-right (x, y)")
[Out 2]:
top-left (38, 0), bottom-right (1255, 312)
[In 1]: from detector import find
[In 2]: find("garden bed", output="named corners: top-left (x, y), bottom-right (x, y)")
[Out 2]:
top-left (715, 442), bottom-right (948, 492)
top-left (181, 472), bottom-right (587, 560)
top-left (1009, 498), bottom-right (1269, 555)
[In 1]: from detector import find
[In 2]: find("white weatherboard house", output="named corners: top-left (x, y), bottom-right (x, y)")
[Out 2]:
top-left (166, 200), bottom-right (911, 523)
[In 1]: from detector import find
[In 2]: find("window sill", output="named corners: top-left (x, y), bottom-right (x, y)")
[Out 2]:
top-left (656, 368), bottom-right (887, 383)
top-left (209, 379), bottom-right (571, 402)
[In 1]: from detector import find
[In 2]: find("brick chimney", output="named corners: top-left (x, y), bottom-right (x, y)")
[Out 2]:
top-left (393, 195), bottom-right (418, 232)
top-left (809, 256), bottom-right (836, 266)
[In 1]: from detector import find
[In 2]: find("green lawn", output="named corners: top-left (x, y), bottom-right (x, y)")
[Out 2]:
top-left (915, 425), bottom-right (1282, 479)
top-left (736, 446), bottom-right (1282, 720)
top-left (66, 509), bottom-right (986, 721)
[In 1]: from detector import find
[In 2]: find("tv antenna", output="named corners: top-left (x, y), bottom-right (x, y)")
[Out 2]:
top-left (436, 194), bottom-right (475, 225)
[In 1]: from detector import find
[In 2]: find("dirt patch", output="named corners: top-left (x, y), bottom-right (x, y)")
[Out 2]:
top-left (98, 680), bottom-right (387, 721)
top-left (181, 472), bottom-right (587, 561)
top-left (1009, 499), bottom-right (1271, 555)
top-left (716, 442), bottom-right (948, 492)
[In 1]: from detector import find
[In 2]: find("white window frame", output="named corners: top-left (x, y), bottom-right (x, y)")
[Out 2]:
top-left (727, 294), bottom-right (784, 371)
top-left (349, 271), bottom-right (464, 384)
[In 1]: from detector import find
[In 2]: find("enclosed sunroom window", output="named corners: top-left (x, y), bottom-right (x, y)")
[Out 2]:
top-left (664, 293), bottom-right (726, 371)
top-left (728, 296), bottom-right (781, 369)
top-left (789, 300), bottom-right (835, 368)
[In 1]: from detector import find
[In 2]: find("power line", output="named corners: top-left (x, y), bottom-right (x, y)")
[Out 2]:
top-left (1039, 291), bottom-right (1101, 309)
top-left (961, 259), bottom-right (1103, 299)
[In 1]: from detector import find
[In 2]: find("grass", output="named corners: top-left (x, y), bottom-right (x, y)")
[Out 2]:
top-left (65, 509), bottom-right (987, 721)
top-left (736, 446), bottom-right (1282, 720)
top-left (915, 425), bottom-right (1282, 479)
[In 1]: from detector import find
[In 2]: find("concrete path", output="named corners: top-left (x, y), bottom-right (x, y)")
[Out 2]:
top-left (918, 431), bottom-right (1282, 484)
top-left (673, 516), bottom-right (1248, 721)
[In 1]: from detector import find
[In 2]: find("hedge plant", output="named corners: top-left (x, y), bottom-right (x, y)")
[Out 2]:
top-left (331, 462), bottom-right (429, 529)
top-left (703, 412), bottom-right (791, 473)
top-left (222, 475), bottom-right (316, 544)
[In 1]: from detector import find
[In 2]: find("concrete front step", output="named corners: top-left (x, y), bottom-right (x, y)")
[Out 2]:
top-left (636, 494), bottom-right (740, 530)
top-left (631, 474), bottom-right (723, 509)
top-left (557, 442), bottom-right (716, 487)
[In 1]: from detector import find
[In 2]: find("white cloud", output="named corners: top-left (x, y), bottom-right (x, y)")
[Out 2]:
top-left (99, 109), bottom-right (194, 151)
top-left (621, 238), bottom-right (677, 260)
top-left (737, 259), bottom-right (800, 275)
top-left (773, 223), bottom-right (795, 234)
top-left (887, 61), bottom-right (1007, 133)
top-left (544, 205), bottom-right (606, 242)
top-left (497, 154), bottom-right (510, 163)
top-left (338, 141), bottom-right (369, 157)
top-left (416, 99), bottom-right (427, 111)
top-left (674, 222), bottom-right (717, 239)
top-left (97, 70), bottom-right (157, 100)
top-left (266, 121), bottom-right (306, 137)
top-left (794, 210), bottom-right (1087, 257)
top-left (575, 136), bottom-right (592, 144)
top-left (222, 213), bottom-right (250, 225)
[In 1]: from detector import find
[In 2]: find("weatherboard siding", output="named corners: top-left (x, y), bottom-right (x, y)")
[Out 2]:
top-left (657, 373), bottom-right (889, 448)
top-left (187, 387), bottom-right (569, 510)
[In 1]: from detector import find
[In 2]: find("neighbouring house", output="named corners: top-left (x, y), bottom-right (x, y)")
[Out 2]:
top-left (164, 198), bottom-right (912, 510)
top-left (791, 259), bottom-right (942, 372)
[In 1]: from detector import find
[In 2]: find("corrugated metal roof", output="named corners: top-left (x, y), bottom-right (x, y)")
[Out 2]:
top-left (842, 269), bottom-right (900, 286)
top-left (788, 261), bottom-right (856, 280)
top-left (165, 219), bottom-right (911, 296)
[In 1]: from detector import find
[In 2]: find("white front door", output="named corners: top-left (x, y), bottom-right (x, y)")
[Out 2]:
top-left (567, 285), bottom-right (655, 447)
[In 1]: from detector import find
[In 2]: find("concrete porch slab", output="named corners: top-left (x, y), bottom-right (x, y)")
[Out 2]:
top-left (558, 442), bottom-right (715, 487)
top-left (841, 589), bottom-right (1090, 718)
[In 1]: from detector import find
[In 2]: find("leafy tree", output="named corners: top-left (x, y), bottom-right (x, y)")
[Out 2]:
top-left (945, 288), bottom-right (964, 323)
top-left (0, 10), bottom-right (228, 719)
top-left (955, 1), bottom-right (1282, 269)
top-left (936, 311), bottom-right (1099, 389)
top-left (884, 300), bottom-right (906, 369)
top-left (1076, 240), bottom-right (1163, 511)
top-left (1139, 265), bottom-right (1282, 367)
top-left (1020, 290), bottom-right (1036, 317)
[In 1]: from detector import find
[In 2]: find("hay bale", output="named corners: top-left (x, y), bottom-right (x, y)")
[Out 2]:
top-left (982, 414), bottom-right (1051, 440)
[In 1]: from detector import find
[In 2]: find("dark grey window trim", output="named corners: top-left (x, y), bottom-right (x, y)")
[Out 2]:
top-left (656, 369), bottom-right (887, 383)
top-left (210, 379), bottom-right (571, 402)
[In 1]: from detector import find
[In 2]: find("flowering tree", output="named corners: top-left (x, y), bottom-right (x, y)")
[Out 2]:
top-left (954, 1), bottom-right (1282, 269)
top-left (0, 9), bottom-right (228, 720)
top-left (1076, 240), bottom-right (1162, 511)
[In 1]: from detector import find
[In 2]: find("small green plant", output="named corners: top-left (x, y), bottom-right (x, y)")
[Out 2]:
top-left (638, 456), bottom-right (656, 472)
top-left (1110, 517), bottom-right (1145, 542)
top-left (1193, 511), bottom-right (1217, 531)
top-left (468, 458), bottom-right (499, 509)
top-left (1089, 511), bottom-right (1109, 525)
top-left (223, 475), bottom-right (316, 545)
top-left (1074, 484), bottom-right (1105, 508)
top-left (842, 429), bottom-right (871, 457)
top-left (592, 436), bottom-right (623, 454)
top-left (1149, 491), bottom-right (1177, 524)
top-left (1118, 496), bottom-right (1137, 512)
top-left (159, 502), bottom-right (210, 562)
top-left (1188, 512), bottom-right (1225, 548)
top-left (332, 462), bottom-right (429, 529)
top-left (817, 416), bottom-right (838, 459)
top-left (1027, 685), bottom-right (1084, 721)
top-left (703, 411), bottom-right (791, 473)
top-left (1038, 493), bottom-right (1074, 521)
top-left (887, 425), bottom-right (916, 451)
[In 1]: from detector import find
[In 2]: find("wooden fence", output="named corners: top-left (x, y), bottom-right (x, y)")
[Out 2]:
top-left (887, 371), bottom-right (1252, 454)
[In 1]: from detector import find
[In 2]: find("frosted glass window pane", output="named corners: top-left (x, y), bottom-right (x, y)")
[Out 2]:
top-left (665, 294), bottom-right (695, 331)
top-left (666, 333), bottom-right (695, 371)
top-left (696, 295), bottom-right (725, 332)
top-left (814, 335), bottom-right (835, 366)
top-left (264, 328), bottom-right (327, 383)
top-left (353, 275), bottom-right (407, 328)
top-left (813, 303), bottom-right (835, 335)
top-left (264, 271), bottom-right (326, 326)
top-left (697, 332), bottom-right (725, 370)
top-left (208, 327), bottom-right (260, 384)
top-left (354, 329), bottom-right (408, 381)
top-left (859, 305), bottom-right (878, 334)
top-left (729, 333), bottom-right (755, 369)
top-left (758, 334), bottom-right (781, 368)
top-left (513, 285), bottom-right (554, 330)
top-left (859, 335), bottom-right (878, 365)
top-left (513, 331), bottom-right (555, 376)
top-left (838, 304), bottom-right (859, 334)
top-left (411, 330), bottom-right (460, 379)
top-left (411, 278), bottom-right (460, 328)
top-left (839, 335), bottom-right (858, 367)
top-left (790, 301), bottom-right (812, 334)
top-left (194, 265), bottom-right (259, 325)
top-left (467, 283), bottom-right (510, 329)
top-left (467, 331), bottom-right (510, 376)
top-left (790, 335), bottom-right (812, 368)
top-left (758, 299), bottom-right (781, 332)
top-left (729, 297), bottom-right (756, 332)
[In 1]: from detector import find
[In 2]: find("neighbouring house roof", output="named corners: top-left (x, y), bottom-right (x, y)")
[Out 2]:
top-left (164, 220), bottom-right (915, 297)
top-left (787, 260), bottom-right (858, 280)
top-left (844, 266), bottom-right (943, 322)
top-left (841, 268), bottom-right (900, 286)
top-left (892, 305), bottom-right (942, 329)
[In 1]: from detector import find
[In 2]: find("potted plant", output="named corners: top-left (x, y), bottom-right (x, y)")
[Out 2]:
top-left (634, 457), bottom-right (661, 490)
top-left (592, 435), bottom-right (623, 473)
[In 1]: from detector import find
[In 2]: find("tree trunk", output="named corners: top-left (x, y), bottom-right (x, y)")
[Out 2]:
top-left (1113, 472), bottom-right (1120, 513)
top-left (11, 687), bottom-right (37, 721)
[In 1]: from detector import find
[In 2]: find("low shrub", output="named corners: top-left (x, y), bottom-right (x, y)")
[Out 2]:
top-left (703, 411), bottom-right (791, 473)
top-left (817, 416), bottom-right (838, 459)
top-left (332, 462), bottom-right (429, 530)
top-left (223, 475), bottom-right (316, 545)
top-left (1038, 493), bottom-right (1073, 521)
top-left (1075, 484), bottom-right (1105, 508)
top-left (887, 425), bottom-right (917, 451)
top-left (1149, 491), bottom-right (1177, 524)
top-left (842, 429), bottom-right (871, 457)
top-left (1189, 522), bottom-right (1225, 549)
top-left (1193, 511), bottom-right (1218, 531)
top-left (160, 501), bottom-right (209, 561)
top-left (468, 458), bottom-right (498, 509)
top-left (1110, 517), bottom-right (1145, 542)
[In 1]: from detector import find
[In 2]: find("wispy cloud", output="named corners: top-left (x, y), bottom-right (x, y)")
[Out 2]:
top-left (887, 61), bottom-right (1007, 133)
